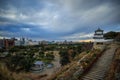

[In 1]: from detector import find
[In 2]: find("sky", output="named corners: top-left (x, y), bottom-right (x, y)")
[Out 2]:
top-left (0, 0), bottom-right (120, 41)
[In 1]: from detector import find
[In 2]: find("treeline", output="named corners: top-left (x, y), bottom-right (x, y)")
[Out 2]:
top-left (104, 31), bottom-right (120, 41)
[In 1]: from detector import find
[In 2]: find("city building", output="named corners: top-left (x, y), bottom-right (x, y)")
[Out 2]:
top-left (28, 40), bottom-right (39, 45)
top-left (0, 39), bottom-right (4, 49)
top-left (39, 40), bottom-right (49, 45)
top-left (4, 39), bottom-right (15, 49)
top-left (15, 38), bottom-right (39, 46)
top-left (0, 38), bottom-right (15, 49)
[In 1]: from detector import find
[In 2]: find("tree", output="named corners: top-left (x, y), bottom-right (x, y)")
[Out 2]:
top-left (71, 50), bottom-right (77, 59)
top-left (76, 45), bottom-right (82, 53)
top-left (39, 51), bottom-right (44, 58)
top-left (6, 52), bottom-right (35, 72)
top-left (9, 47), bottom-right (20, 53)
top-left (104, 31), bottom-right (118, 39)
top-left (45, 53), bottom-right (54, 61)
top-left (59, 50), bottom-right (70, 66)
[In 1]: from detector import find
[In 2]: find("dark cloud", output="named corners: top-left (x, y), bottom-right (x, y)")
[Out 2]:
top-left (0, 17), bottom-right (12, 22)
top-left (0, 0), bottom-right (44, 9)
top-left (0, 0), bottom-right (120, 40)
top-left (0, 23), bottom-right (68, 39)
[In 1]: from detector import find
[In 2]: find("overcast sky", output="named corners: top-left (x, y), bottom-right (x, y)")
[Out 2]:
top-left (0, 0), bottom-right (120, 41)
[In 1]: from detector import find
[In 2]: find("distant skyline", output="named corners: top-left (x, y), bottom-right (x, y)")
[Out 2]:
top-left (0, 0), bottom-right (120, 41)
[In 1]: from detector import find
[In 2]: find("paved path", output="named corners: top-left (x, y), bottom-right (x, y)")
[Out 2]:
top-left (82, 44), bottom-right (117, 80)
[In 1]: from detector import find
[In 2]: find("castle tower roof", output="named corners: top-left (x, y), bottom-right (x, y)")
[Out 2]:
top-left (95, 28), bottom-right (103, 32)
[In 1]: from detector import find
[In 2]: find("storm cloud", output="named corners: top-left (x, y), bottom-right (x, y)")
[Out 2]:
top-left (0, 0), bottom-right (120, 40)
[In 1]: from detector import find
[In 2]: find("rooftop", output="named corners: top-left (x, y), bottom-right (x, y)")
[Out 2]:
top-left (95, 28), bottom-right (104, 32)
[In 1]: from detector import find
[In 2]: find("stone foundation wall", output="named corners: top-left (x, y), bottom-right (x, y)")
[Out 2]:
top-left (93, 42), bottom-right (106, 50)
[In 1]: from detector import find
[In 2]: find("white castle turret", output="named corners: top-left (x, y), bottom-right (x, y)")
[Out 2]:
top-left (93, 28), bottom-right (105, 49)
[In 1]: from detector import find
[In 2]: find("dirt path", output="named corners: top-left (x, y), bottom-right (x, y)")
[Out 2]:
top-left (30, 51), bottom-right (61, 80)
top-left (40, 51), bottom-right (61, 77)
top-left (82, 44), bottom-right (118, 80)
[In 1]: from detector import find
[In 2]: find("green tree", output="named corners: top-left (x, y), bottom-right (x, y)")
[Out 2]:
top-left (59, 50), bottom-right (70, 66)
top-left (104, 31), bottom-right (117, 39)
top-left (39, 51), bottom-right (44, 58)
top-left (6, 52), bottom-right (35, 72)
top-left (45, 53), bottom-right (54, 61)
top-left (71, 50), bottom-right (77, 58)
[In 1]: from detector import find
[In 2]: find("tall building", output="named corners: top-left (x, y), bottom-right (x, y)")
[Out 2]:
top-left (20, 37), bottom-right (25, 46)
top-left (4, 38), bottom-right (15, 49)
top-left (0, 39), bottom-right (4, 49)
